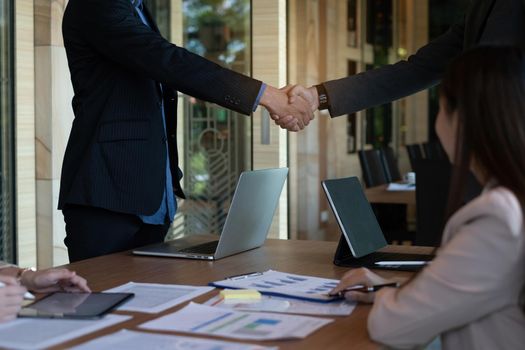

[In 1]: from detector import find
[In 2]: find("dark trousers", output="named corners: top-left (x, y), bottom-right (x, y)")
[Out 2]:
top-left (63, 204), bottom-right (169, 262)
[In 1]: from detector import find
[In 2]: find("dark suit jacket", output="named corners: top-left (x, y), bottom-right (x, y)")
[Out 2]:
top-left (59, 0), bottom-right (262, 215)
top-left (323, 0), bottom-right (525, 117)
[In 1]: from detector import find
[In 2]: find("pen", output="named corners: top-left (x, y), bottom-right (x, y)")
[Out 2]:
top-left (375, 261), bottom-right (429, 266)
top-left (328, 282), bottom-right (399, 297)
top-left (0, 281), bottom-right (35, 300)
top-left (226, 271), bottom-right (263, 280)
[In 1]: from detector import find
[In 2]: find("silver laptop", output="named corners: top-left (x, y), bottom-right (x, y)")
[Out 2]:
top-left (133, 168), bottom-right (288, 260)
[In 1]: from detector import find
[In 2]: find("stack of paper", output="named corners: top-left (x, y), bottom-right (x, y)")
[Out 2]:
top-left (0, 314), bottom-right (131, 350)
top-left (387, 183), bottom-right (415, 191)
top-left (72, 330), bottom-right (277, 350)
top-left (140, 302), bottom-right (333, 341)
top-left (210, 270), bottom-right (341, 303)
top-left (105, 282), bottom-right (214, 313)
top-left (205, 294), bottom-right (356, 316)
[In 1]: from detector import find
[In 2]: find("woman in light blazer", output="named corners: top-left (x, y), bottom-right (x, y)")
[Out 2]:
top-left (331, 46), bottom-right (525, 350)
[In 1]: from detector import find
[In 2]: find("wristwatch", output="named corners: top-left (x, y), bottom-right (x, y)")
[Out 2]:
top-left (315, 84), bottom-right (330, 111)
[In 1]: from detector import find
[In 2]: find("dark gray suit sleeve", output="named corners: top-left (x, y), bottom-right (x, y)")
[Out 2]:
top-left (69, 0), bottom-right (261, 115)
top-left (323, 19), bottom-right (465, 117)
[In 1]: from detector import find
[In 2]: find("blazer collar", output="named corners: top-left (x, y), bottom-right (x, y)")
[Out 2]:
top-left (464, 0), bottom-right (496, 48)
top-left (140, 4), bottom-right (161, 35)
top-left (130, 1), bottom-right (161, 35)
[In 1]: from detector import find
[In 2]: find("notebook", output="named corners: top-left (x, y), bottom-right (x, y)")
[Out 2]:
top-left (133, 168), bottom-right (288, 260)
top-left (322, 176), bottom-right (433, 272)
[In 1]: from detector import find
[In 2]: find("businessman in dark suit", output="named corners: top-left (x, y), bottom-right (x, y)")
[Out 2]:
top-left (274, 0), bottom-right (525, 125)
top-left (60, 0), bottom-right (312, 262)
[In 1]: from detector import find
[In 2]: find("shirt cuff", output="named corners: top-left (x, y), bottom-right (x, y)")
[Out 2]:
top-left (252, 83), bottom-right (267, 112)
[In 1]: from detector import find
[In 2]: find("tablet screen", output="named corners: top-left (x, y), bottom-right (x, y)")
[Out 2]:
top-left (18, 292), bottom-right (134, 319)
top-left (322, 177), bottom-right (387, 258)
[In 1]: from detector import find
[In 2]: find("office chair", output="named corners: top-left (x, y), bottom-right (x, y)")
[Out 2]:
top-left (422, 141), bottom-right (446, 160)
top-left (358, 149), bottom-right (413, 244)
top-left (405, 144), bottom-right (424, 171)
top-left (414, 159), bottom-right (451, 247)
top-left (357, 150), bottom-right (388, 187)
top-left (380, 147), bottom-right (402, 182)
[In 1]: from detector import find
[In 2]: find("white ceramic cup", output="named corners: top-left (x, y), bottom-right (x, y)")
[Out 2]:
top-left (404, 172), bottom-right (416, 185)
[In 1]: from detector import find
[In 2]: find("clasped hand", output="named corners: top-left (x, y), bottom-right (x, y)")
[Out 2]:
top-left (260, 85), bottom-right (318, 132)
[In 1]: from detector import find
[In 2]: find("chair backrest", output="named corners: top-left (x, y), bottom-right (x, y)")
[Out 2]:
top-left (405, 144), bottom-right (424, 170)
top-left (422, 141), bottom-right (446, 160)
top-left (414, 159), bottom-right (451, 247)
top-left (358, 149), bottom-right (388, 187)
top-left (380, 147), bottom-right (402, 182)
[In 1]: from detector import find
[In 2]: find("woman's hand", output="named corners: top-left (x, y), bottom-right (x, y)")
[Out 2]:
top-left (21, 268), bottom-right (91, 294)
top-left (0, 275), bottom-right (26, 323)
top-left (330, 268), bottom-right (393, 303)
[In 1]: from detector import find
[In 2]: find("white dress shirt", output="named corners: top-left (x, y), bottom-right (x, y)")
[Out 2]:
top-left (368, 186), bottom-right (525, 349)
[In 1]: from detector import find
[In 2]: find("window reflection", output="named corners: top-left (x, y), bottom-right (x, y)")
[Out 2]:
top-left (183, 0), bottom-right (251, 74)
top-left (148, 1), bottom-right (252, 238)
top-left (0, 0), bottom-right (15, 262)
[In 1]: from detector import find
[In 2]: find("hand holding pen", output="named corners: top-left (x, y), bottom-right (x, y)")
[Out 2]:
top-left (330, 268), bottom-right (400, 304)
top-left (328, 282), bottom-right (399, 297)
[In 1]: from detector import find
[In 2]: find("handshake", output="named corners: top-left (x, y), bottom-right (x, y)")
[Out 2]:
top-left (259, 85), bottom-right (320, 132)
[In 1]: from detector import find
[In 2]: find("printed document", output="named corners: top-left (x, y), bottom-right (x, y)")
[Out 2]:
top-left (0, 314), bottom-right (130, 350)
top-left (387, 183), bottom-right (415, 191)
top-left (105, 282), bottom-right (214, 313)
top-left (140, 302), bottom-right (333, 341)
top-left (204, 294), bottom-right (356, 316)
top-left (71, 329), bottom-right (278, 350)
top-left (210, 270), bottom-right (340, 302)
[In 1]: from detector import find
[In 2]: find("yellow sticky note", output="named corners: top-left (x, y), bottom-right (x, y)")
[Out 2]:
top-left (220, 289), bottom-right (262, 300)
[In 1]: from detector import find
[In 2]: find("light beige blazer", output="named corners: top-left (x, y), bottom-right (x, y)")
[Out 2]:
top-left (368, 186), bottom-right (525, 349)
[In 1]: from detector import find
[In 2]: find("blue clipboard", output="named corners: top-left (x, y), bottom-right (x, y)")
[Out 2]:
top-left (209, 270), bottom-right (343, 303)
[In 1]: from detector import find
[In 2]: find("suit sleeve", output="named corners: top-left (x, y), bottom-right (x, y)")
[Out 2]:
top-left (367, 197), bottom-right (524, 349)
top-left (323, 18), bottom-right (465, 117)
top-left (68, 0), bottom-right (261, 115)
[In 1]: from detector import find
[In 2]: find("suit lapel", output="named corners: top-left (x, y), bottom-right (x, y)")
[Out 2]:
top-left (464, 0), bottom-right (496, 48)
top-left (141, 3), bottom-right (161, 35)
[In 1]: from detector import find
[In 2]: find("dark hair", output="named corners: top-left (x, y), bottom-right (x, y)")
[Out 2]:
top-left (440, 46), bottom-right (525, 314)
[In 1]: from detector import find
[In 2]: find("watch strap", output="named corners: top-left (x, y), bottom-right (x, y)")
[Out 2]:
top-left (315, 84), bottom-right (330, 111)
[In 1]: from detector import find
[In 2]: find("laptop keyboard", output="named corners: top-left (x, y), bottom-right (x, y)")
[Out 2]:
top-left (359, 251), bottom-right (433, 264)
top-left (335, 251), bottom-right (434, 272)
top-left (179, 240), bottom-right (219, 254)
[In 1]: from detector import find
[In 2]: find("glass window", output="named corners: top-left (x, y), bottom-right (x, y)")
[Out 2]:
top-left (0, 0), bottom-right (15, 263)
top-left (148, 1), bottom-right (252, 239)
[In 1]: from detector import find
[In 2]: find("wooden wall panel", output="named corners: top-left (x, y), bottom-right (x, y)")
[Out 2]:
top-left (15, 0), bottom-right (37, 267)
top-left (252, 0), bottom-right (288, 239)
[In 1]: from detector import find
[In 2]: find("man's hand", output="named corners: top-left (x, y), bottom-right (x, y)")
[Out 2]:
top-left (287, 85), bottom-right (319, 112)
top-left (259, 85), bottom-right (314, 132)
top-left (0, 275), bottom-right (26, 323)
top-left (21, 268), bottom-right (91, 294)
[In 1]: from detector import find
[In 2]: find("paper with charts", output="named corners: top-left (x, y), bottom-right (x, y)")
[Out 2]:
top-left (0, 314), bottom-right (131, 350)
top-left (105, 282), bottom-right (214, 313)
top-left (140, 302), bottom-right (333, 341)
top-left (210, 270), bottom-right (341, 302)
top-left (71, 330), bottom-right (277, 350)
top-left (204, 294), bottom-right (356, 316)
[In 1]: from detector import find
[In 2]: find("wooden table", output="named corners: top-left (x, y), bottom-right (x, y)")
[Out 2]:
top-left (364, 184), bottom-right (416, 205)
top-left (50, 240), bottom-right (431, 350)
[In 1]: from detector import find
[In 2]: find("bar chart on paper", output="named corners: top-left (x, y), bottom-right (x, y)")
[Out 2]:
top-left (210, 270), bottom-right (341, 302)
top-left (139, 303), bottom-right (333, 341)
top-left (235, 318), bottom-right (282, 338)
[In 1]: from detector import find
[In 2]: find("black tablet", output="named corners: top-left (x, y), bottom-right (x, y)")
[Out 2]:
top-left (18, 292), bottom-right (134, 319)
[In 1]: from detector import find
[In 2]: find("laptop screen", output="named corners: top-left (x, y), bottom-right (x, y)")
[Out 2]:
top-left (322, 177), bottom-right (387, 258)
